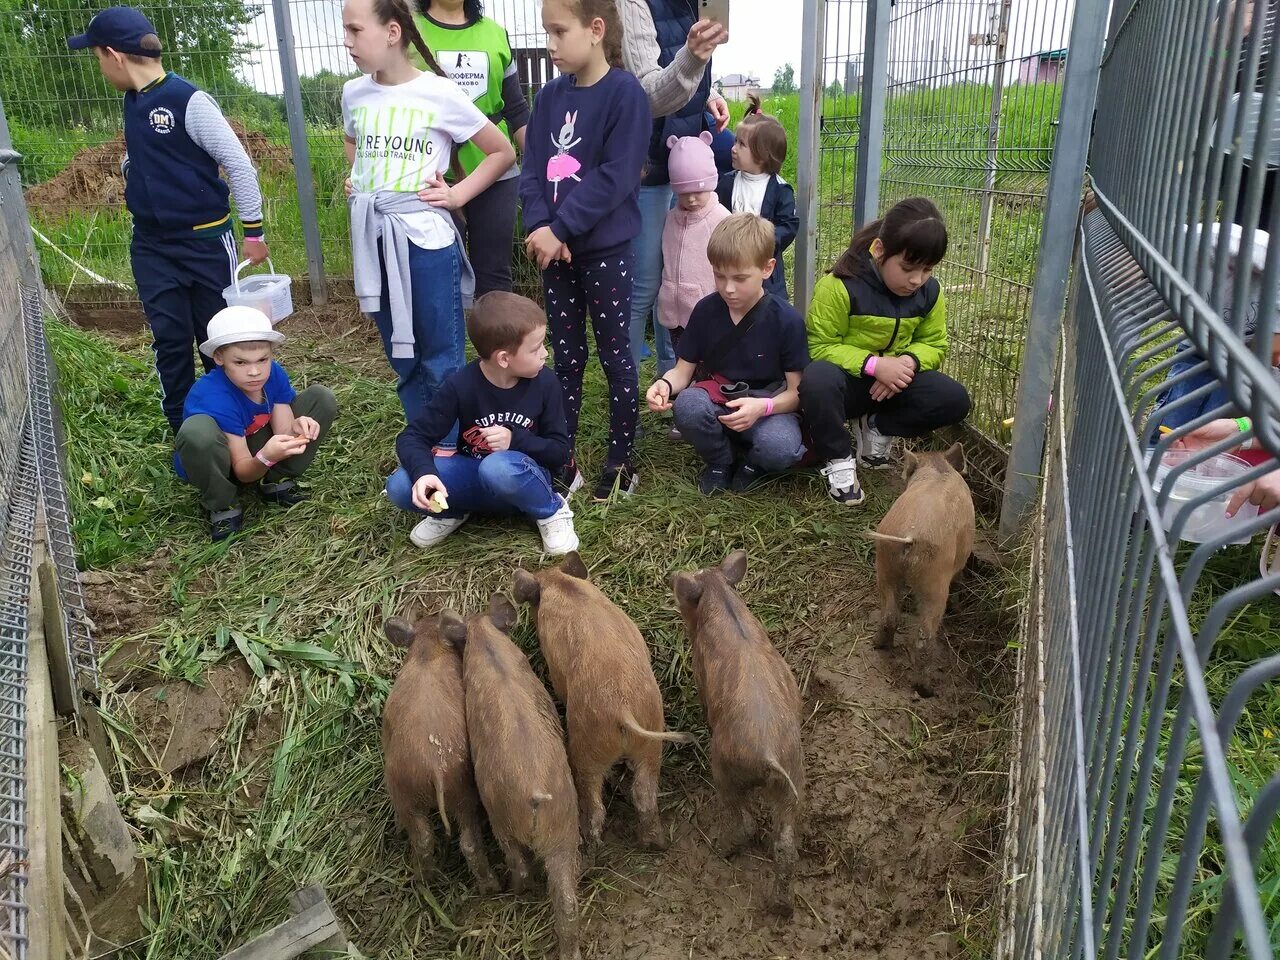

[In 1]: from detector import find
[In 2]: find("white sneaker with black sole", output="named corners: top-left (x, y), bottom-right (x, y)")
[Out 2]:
top-left (858, 417), bottom-right (895, 470)
top-left (536, 496), bottom-right (580, 555)
top-left (820, 455), bottom-right (866, 505)
top-left (410, 513), bottom-right (469, 548)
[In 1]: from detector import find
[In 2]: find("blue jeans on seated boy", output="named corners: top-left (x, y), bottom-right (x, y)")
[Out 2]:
top-left (371, 239), bottom-right (465, 439)
top-left (672, 387), bottom-right (805, 472)
top-left (385, 450), bottom-right (563, 519)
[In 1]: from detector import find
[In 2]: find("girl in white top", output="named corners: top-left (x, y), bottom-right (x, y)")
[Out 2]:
top-left (341, 0), bottom-right (515, 427)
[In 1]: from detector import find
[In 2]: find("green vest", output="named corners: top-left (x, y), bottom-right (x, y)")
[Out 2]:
top-left (413, 14), bottom-right (514, 176)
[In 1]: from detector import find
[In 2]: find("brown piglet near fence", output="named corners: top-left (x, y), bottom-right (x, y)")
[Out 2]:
top-left (442, 594), bottom-right (582, 960)
top-left (672, 549), bottom-right (804, 918)
top-left (381, 614), bottom-right (499, 893)
top-left (868, 442), bottom-right (975, 697)
top-left (512, 552), bottom-right (692, 854)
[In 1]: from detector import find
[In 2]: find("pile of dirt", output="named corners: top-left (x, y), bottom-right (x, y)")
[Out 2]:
top-left (25, 120), bottom-right (293, 220)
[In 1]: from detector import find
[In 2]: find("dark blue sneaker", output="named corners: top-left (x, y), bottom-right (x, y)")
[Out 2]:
top-left (210, 507), bottom-right (244, 542)
top-left (730, 463), bottom-right (767, 493)
top-left (698, 464), bottom-right (733, 496)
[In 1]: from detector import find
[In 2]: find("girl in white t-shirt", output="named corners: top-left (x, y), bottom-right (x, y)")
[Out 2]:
top-left (341, 0), bottom-right (515, 428)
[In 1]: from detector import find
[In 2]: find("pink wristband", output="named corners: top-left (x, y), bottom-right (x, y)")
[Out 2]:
top-left (764, 397), bottom-right (775, 416)
top-left (255, 449), bottom-right (277, 469)
top-left (865, 356), bottom-right (878, 377)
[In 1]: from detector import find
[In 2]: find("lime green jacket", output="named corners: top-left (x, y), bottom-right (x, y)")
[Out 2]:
top-left (805, 261), bottom-right (948, 376)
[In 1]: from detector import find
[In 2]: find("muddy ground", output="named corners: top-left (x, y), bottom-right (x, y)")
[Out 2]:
top-left (74, 303), bottom-right (1011, 959)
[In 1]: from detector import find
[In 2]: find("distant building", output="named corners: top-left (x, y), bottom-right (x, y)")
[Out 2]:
top-left (716, 73), bottom-right (762, 101)
top-left (1018, 48), bottom-right (1067, 84)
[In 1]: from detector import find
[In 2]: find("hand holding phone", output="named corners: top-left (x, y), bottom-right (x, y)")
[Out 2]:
top-left (697, 0), bottom-right (730, 33)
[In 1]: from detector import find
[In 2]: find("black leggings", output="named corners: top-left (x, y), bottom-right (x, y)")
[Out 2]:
top-left (462, 176), bottom-right (519, 298)
top-left (543, 253), bottom-right (638, 469)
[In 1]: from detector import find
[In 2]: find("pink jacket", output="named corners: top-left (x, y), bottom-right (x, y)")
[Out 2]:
top-left (658, 199), bottom-right (732, 330)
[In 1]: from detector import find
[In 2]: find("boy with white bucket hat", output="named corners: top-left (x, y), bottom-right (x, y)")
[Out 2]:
top-left (175, 306), bottom-right (337, 541)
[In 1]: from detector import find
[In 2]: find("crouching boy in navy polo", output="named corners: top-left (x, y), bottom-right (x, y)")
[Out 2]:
top-left (645, 214), bottom-right (810, 495)
top-left (68, 6), bottom-right (271, 433)
top-left (386, 292), bottom-right (579, 555)
top-left (175, 307), bottom-right (337, 541)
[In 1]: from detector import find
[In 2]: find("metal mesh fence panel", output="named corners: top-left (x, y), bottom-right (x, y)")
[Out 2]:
top-left (997, 0), bottom-right (1280, 954)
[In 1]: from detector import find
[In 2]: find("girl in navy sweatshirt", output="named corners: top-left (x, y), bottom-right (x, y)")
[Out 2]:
top-left (519, 0), bottom-right (651, 501)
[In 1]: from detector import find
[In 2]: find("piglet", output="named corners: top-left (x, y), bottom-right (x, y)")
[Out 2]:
top-left (673, 549), bottom-right (804, 917)
top-left (870, 442), bottom-right (975, 697)
top-left (442, 595), bottom-right (581, 960)
top-left (512, 552), bottom-right (691, 854)
top-left (381, 614), bottom-right (498, 892)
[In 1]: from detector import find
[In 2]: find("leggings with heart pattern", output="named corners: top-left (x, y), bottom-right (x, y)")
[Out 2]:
top-left (543, 254), bottom-right (638, 469)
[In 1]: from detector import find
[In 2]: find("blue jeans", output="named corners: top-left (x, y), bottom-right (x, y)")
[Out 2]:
top-left (385, 451), bottom-right (561, 520)
top-left (672, 387), bottom-right (806, 470)
top-left (630, 184), bottom-right (678, 376)
top-left (372, 240), bottom-right (465, 436)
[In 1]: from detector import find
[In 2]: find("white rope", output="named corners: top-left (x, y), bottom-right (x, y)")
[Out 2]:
top-left (29, 225), bottom-right (131, 290)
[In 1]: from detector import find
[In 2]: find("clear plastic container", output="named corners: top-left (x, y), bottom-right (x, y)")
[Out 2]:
top-left (1153, 450), bottom-right (1260, 545)
top-left (222, 259), bottom-right (293, 323)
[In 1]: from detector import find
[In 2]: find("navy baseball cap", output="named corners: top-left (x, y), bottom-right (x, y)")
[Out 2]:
top-left (67, 7), bottom-right (161, 56)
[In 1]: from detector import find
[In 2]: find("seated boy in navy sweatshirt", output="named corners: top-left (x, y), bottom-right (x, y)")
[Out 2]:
top-left (387, 293), bottom-right (580, 554)
top-left (68, 6), bottom-right (270, 434)
top-left (176, 307), bottom-right (337, 541)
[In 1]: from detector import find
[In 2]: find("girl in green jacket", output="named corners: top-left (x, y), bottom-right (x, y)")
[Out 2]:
top-left (798, 197), bottom-right (971, 506)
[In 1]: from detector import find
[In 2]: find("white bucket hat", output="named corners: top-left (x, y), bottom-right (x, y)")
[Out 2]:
top-left (199, 305), bottom-right (285, 358)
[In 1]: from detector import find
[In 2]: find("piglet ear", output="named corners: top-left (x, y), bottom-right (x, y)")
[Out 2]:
top-left (667, 135), bottom-right (680, 149)
top-left (489, 592), bottom-right (519, 634)
top-left (720, 549), bottom-right (747, 586)
top-left (561, 551), bottom-right (589, 580)
top-left (512, 568), bottom-right (541, 605)
top-left (383, 617), bottom-right (415, 648)
top-left (673, 572), bottom-right (704, 606)
top-left (440, 610), bottom-right (467, 647)
top-left (700, 130), bottom-right (714, 145)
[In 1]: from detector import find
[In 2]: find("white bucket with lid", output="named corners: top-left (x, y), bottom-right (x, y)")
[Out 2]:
top-left (1153, 449), bottom-right (1260, 545)
top-left (222, 259), bottom-right (293, 323)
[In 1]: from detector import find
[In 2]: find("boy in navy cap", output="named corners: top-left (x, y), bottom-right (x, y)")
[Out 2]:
top-left (68, 7), bottom-right (272, 434)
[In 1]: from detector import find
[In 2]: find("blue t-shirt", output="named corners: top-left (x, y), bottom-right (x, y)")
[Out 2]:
top-left (677, 292), bottom-right (810, 388)
top-left (175, 362), bottom-right (296, 478)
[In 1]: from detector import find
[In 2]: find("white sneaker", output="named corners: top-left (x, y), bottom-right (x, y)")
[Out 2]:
top-left (820, 456), bottom-right (865, 505)
top-left (410, 513), bottom-right (469, 548)
top-left (536, 497), bottom-right (579, 555)
top-left (858, 417), bottom-right (895, 469)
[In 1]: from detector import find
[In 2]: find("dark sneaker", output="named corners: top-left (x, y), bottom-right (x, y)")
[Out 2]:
top-left (729, 463), bottom-right (767, 493)
top-left (667, 426), bottom-right (685, 443)
top-left (210, 506), bottom-right (244, 542)
top-left (555, 458), bottom-right (585, 496)
top-left (698, 464), bottom-right (733, 496)
top-left (819, 456), bottom-right (865, 505)
top-left (592, 463), bottom-right (640, 502)
top-left (259, 479), bottom-right (309, 506)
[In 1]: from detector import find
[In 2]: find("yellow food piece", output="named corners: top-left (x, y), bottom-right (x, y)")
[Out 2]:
top-left (429, 490), bottom-right (449, 513)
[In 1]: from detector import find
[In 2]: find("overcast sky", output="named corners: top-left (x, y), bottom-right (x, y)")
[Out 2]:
top-left (240, 0), bottom-right (1073, 95)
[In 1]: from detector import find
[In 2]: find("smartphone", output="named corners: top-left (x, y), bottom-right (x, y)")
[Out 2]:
top-left (699, 0), bottom-right (730, 31)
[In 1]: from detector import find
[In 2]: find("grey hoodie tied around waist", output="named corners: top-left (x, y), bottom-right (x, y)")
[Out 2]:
top-left (350, 191), bottom-right (475, 359)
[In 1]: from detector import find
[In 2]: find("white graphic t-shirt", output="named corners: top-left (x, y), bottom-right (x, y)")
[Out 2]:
top-left (342, 71), bottom-right (487, 250)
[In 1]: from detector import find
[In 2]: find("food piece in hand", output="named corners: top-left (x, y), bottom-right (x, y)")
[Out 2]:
top-left (428, 490), bottom-right (449, 514)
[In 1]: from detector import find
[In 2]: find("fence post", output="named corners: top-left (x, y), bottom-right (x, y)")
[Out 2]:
top-left (794, 0), bottom-right (825, 311)
top-left (854, 0), bottom-right (890, 228)
top-left (272, 0), bottom-right (328, 306)
top-left (976, 0), bottom-right (1013, 283)
top-left (998, 0), bottom-right (1110, 540)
